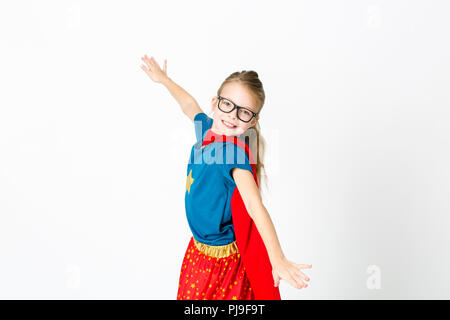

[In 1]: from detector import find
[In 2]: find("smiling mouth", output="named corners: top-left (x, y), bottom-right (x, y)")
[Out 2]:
top-left (222, 119), bottom-right (237, 128)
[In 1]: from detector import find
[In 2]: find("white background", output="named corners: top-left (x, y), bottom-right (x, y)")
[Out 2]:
top-left (0, 0), bottom-right (449, 299)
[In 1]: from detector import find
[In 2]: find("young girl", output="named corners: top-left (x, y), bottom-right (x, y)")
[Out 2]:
top-left (140, 55), bottom-right (312, 300)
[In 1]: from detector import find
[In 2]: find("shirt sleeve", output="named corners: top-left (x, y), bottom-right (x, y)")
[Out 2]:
top-left (219, 142), bottom-right (254, 185)
top-left (194, 112), bottom-right (213, 143)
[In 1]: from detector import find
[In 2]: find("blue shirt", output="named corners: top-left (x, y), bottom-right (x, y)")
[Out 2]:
top-left (185, 112), bottom-right (254, 245)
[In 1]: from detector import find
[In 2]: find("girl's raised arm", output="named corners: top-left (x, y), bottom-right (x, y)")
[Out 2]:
top-left (140, 54), bottom-right (203, 122)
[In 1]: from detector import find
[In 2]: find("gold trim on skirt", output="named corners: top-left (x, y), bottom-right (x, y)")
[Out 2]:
top-left (193, 237), bottom-right (239, 258)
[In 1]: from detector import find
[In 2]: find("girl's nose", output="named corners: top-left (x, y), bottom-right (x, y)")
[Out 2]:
top-left (229, 108), bottom-right (238, 119)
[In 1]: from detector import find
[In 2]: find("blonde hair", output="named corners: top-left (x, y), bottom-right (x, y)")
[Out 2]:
top-left (215, 70), bottom-right (269, 192)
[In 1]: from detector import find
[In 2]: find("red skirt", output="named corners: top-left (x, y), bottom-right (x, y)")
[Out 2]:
top-left (177, 236), bottom-right (255, 300)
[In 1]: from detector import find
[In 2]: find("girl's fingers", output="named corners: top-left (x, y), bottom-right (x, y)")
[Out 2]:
top-left (142, 57), bottom-right (152, 71)
top-left (286, 276), bottom-right (299, 289)
top-left (150, 57), bottom-right (162, 72)
top-left (297, 269), bottom-right (310, 282)
top-left (140, 64), bottom-right (150, 74)
top-left (293, 269), bottom-right (310, 282)
top-left (144, 55), bottom-right (153, 66)
top-left (150, 56), bottom-right (160, 69)
top-left (293, 278), bottom-right (305, 289)
top-left (291, 263), bottom-right (311, 280)
top-left (149, 56), bottom-right (156, 65)
top-left (295, 263), bottom-right (312, 269)
top-left (285, 271), bottom-right (303, 290)
top-left (292, 272), bottom-right (306, 289)
top-left (278, 269), bottom-right (307, 290)
top-left (273, 272), bottom-right (280, 287)
top-left (275, 262), bottom-right (311, 290)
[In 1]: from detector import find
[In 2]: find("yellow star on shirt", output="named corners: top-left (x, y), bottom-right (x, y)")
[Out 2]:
top-left (186, 169), bottom-right (194, 194)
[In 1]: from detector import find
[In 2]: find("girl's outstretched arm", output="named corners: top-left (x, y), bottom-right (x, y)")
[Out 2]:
top-left (231, 167), bottom-right (312, 290)
top-left (140, 54), bottom-right (202, 122)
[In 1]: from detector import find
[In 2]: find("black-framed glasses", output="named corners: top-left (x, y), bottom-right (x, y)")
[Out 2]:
top-left (217, 95), bottom-right (258, 123)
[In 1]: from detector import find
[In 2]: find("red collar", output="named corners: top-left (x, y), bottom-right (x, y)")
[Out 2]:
top-left (202, 128), bottom-right (238, 146)
top-left (202, 128), bottom-right (256, 166)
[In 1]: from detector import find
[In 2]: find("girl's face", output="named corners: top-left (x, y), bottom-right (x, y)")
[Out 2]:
top-left (210, 83), bottom-right (260, 136)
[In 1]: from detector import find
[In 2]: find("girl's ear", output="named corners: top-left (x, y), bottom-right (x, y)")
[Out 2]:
top-left (251, 115), bottom-right (259, 126)
top-left (211, 97), bottom-right (218, 112)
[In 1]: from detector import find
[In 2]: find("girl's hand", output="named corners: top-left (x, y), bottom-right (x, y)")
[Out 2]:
top-left (140, 54), bottom-right (168, 83)
top-left (272, 257), bottom-right (312, 290)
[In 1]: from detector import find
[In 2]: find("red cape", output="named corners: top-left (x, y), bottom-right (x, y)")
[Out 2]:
top-left (202, 130), bottom-right (281, 300)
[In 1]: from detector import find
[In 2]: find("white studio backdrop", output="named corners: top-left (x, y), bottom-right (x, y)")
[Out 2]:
top-left (0, 0), bottom-right (449, 299)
